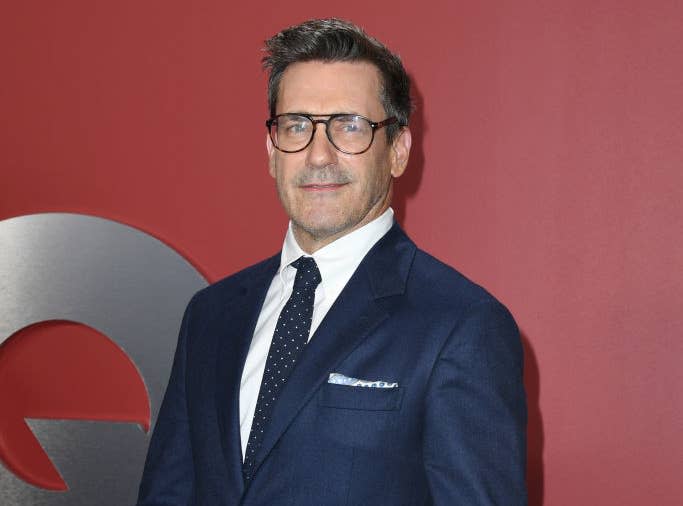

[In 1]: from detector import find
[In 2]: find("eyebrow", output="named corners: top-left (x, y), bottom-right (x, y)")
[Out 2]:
top-left (281, 112), bottom-right (361, 117)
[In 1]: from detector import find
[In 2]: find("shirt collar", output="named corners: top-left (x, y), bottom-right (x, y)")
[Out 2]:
top-left (279, 208), bottom-right (395, 292)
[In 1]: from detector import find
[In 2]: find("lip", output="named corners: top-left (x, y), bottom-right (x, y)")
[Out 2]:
top-left (300, 183), bottom-right (348, 192)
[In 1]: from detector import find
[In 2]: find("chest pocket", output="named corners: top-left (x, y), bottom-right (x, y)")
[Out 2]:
top-left (317, 383), bottom-right (403, 411)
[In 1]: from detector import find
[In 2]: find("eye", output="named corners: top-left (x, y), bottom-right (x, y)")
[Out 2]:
top-left (289, 123), bottom-right (307, 133)
top-left (339, 121), bottom-right (359, 132)
top-left (280, 116), bottom-right (311, 136)
top-left (333, 116), bottom-right (365, 135)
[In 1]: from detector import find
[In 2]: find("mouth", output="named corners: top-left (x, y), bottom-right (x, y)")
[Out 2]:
top-left (300, 183), bottom-right (348, 192)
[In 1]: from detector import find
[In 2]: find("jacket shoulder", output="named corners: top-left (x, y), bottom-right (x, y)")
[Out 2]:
top-left (409, 247), bottom-right (513, 317)
top-left (189, 253), bottom-right (279, 310)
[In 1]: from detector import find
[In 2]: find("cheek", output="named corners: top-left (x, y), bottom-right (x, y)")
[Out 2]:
top-left (272, 159), bottom-right (294, 192)
top-left (274, 154), bottom-right (306, 182)
top-left (365, 158), bottom-right (392, 193)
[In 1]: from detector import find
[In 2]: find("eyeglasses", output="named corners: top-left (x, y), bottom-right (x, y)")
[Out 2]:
top-left (266, 113), bottom-right (398, 155)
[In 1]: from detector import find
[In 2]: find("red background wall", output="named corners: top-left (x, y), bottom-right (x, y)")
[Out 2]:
top-left (2, 1), bottom-right (681, 504)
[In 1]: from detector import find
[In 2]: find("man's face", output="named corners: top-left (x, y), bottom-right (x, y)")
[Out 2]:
top-left (267, 60), bottom-right (411, 253)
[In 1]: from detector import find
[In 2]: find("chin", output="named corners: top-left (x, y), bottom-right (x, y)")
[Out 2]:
top-left (296, 216), bottom-right (350, 240)
top-left (301, 222), bottom-right (344, 240)
top-left (297, 209), bottom-right (343, 231)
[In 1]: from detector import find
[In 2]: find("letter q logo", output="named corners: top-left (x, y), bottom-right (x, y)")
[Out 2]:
top-left (0, 214), bottom-right (208, 506)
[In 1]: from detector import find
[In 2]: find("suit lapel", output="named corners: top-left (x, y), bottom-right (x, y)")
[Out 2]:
top-left (213, 255), bottom-right (280, 500)
top-left (250, 225), bottom-right (416, 477)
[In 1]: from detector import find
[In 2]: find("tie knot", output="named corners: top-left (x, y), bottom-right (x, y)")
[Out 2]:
top-left (290, 256), bottom-right (321, 290)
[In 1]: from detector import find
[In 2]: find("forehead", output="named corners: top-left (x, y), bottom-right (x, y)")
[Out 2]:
top-left (277, 60), bottom-right (384, 117)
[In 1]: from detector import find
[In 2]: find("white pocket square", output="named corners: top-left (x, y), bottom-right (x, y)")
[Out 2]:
top-left (328, 372), bottom-right (398, 389)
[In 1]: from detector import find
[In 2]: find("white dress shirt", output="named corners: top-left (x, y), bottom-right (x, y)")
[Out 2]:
top-left (238, 208), bottom-right (395, 459)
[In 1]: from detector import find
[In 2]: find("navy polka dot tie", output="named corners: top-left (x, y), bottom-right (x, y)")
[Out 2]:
top-left (242, 256), bottom-right (321, 483)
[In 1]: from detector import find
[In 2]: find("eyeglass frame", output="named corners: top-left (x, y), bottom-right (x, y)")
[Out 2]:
top-left (266, 113), bottom-right (399, 155)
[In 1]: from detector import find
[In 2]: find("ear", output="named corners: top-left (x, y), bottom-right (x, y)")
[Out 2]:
top-left (389, 127), bottom-right (412, 178)
top-left (266, 134), bottom-right (276, 178)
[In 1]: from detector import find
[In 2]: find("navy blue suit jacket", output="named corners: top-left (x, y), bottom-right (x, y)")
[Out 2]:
top-left (137, 224), bottom-right (527, 505)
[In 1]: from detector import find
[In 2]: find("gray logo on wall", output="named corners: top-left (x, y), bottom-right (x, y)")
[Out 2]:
top-left (0, 213), bottom-right (208, 505)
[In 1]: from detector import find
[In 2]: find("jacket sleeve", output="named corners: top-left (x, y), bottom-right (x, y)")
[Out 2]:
top-left (423, 299), bottom-right (528, 505)
top-left (137, 296), bottom-right (196, 505)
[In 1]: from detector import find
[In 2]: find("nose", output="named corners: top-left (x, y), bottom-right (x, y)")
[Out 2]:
top-left (305, 122), bottom-right (338, 168)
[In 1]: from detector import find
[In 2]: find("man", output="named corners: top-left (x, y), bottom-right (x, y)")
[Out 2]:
top-left (137, 18), bottom-right (527, 506)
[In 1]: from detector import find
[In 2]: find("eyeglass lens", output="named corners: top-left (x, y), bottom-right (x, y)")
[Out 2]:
top-left (272, 114), bottom-right (374, 154)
